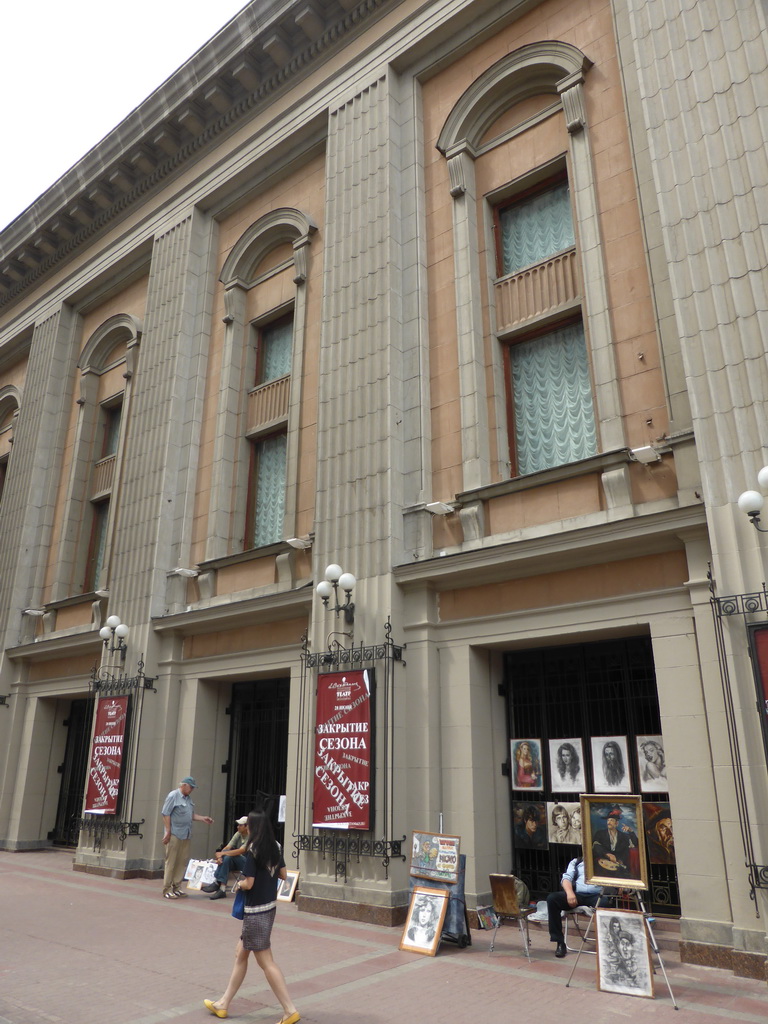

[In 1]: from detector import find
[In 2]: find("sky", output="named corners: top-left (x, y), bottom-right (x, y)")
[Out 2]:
top-left (2, 1), bottom-right (251, 233)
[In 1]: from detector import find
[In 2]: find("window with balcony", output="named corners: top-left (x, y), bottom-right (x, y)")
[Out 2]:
top-left (505, 320), bottom-right (596, 476)
top-left (49, 313), bottom-right (141, 601)
top-left (496, 178), bottom-right (574, 276)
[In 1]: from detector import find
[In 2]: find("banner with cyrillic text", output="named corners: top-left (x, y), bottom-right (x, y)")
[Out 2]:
top-left (312, 669), bottom-right (374, 830)
top-left (84, 695), bottom-right (129, 814)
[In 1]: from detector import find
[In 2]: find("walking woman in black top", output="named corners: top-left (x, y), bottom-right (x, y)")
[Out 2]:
top-left (204, 810), bottom-right (300, 1023)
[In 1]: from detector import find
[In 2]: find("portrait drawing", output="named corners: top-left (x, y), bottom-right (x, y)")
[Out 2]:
top-left (277, 869), bottom-right (300, 902)
top-left (596, 908), bottom-right (654, 998)
top-left (549, 738), bottom-right (586, 793)
top-left (636, 735), bottom-right (668, 793)
top-left (399, 887), bottom-right (449, 956)
top-left (591, 736), bottom-right (631, 793)
top-left (510, 738), bottom-right (543, 790)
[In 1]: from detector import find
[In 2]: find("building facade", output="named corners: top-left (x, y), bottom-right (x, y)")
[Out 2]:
top-left (1, 0), bottom-right (767, 977)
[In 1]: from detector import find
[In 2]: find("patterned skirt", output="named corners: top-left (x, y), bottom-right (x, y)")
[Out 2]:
top-left (241, 907), bottom-right (276, 951)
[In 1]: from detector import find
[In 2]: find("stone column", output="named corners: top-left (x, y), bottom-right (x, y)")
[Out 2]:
top-left (0, 303), bottom-right (78, 660)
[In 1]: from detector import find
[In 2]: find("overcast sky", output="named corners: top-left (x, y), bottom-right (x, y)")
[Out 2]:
top-left (2, 1), bottom-right (250, 233)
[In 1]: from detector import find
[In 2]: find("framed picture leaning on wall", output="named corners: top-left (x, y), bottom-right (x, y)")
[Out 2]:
top-left (277, 869), bottom-right (300, 902)
top-left (595, 908), bottom-right (654, 998)
top-left (399, 887), bottom-right (449, 956)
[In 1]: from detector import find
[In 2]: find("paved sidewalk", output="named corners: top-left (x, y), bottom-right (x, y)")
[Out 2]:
top-left (1, 848), bottom-right (767, 1024)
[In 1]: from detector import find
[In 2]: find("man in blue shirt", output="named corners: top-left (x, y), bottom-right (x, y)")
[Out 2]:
top-left (547, 856), bottom-right (603, 957)
top-left (161, 776), bottom-right (214, 900)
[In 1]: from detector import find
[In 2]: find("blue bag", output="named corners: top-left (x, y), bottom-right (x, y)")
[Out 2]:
top-left (231, 888), bottom-right (245, 920)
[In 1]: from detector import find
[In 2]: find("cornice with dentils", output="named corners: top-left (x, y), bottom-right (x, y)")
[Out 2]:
top-left (0, 0), bottom-right (391, 311)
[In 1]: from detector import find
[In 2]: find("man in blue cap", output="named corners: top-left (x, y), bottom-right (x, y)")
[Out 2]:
top-left (161, 776), bottom-right (214, 900)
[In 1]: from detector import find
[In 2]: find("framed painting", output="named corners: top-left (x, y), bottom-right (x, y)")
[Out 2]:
top-left (581, 794), bottom-right (648, 889)
top-left (410, 832), bottom-right (461, 883)
top-left (512, 800), bottom-right (548, 850)
top-left (595, 908), bottom-right (655, 998)
top-left (399, 887), bottom-right (449, 956)
top-left (277, 869), bottom-right (300, 902)
top-left (591, 736), bottom-right (631, 793)
top-left (510, 738), bottom-right (543, 790)
top-left (643, 802), bottom-right (675, 865)
top-left (549, 738), bottom-right (586, 793)
top-left (546, 801), bottom-right (581, 844)
top-left (636, 735), bottom-right (668, 793)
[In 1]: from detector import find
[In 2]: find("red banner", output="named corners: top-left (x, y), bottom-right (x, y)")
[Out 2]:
top-left (84, 695), bottom-right (129, 814)
top-left (312, 669), bottom-right (374, 830)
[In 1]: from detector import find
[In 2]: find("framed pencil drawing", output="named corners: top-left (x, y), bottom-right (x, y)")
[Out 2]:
top-left (636, 735), bottom-right (668, 793)
top-left (277, 869), bottom-right (300, 902)
top-left (591, 736), bottom-right (631, 792)
top-left (581, 794), bottom-right (648, 889)
top-left (595, 908), bottom-right (654, 998)
top-left (549, 738), bottom-right (586, 793)
top-left (399, 887), bottom-right (449, 956)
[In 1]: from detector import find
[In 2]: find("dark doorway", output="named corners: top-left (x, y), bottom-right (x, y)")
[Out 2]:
top-left (502, 636), bottom-right (680, 915)
top-left (226, 679), bottom-right (290, 848)
top-left (50, 698), bottom-right (93, 846)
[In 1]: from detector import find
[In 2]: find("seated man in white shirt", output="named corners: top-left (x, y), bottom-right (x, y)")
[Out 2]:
top-left (546, 856), bottom-right (605, 958)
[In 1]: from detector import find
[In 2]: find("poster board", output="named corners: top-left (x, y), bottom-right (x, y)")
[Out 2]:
top-left (410, 832), bottom-right (461, 884)
top-left (312, 669), bottom-right (374, 830)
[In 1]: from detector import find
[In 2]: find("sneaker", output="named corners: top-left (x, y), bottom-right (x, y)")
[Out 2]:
top-left (201, 882), bottom-right (219, 893)
top-left (173, 888), bottom-right (188, 898)
top-left (209, 888), bottom-right (227, 900)
top-left (163, 891), bottom-right (178, 900)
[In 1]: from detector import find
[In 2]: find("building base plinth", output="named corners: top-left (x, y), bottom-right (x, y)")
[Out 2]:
top-left (680, 940), bottom-right (768, 982)
top-left (297, 893), bottom-right (407, 926)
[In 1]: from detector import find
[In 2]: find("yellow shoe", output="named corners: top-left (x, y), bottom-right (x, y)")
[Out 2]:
top-left (278, 1013), bottom-right (300, 1024)
top-left (203, 999), bottom-right (228, 1019)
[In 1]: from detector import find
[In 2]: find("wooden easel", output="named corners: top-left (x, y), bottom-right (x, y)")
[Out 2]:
top-left (564, 887), bottom-right (678, 1009)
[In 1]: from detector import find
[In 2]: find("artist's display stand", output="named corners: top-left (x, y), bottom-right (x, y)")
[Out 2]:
top-left (408, 854), bottom-right (472, 948)
top-left (565, 888), bottom-right (678, 1009)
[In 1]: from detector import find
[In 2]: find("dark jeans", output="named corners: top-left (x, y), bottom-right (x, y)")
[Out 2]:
top-left (214, 853), bottom-right (245, 885)
top-left (546, 890), bottom-right (600, 942)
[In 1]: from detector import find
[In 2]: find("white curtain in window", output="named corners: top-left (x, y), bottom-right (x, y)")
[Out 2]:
top-left (260, 319), bottom-right (293, 383)
top-left (511, 324), bottom-right (596, 476)
top-left (252, 433), bottom-right (287, 546)
top-left (500, 183), bottom-right (574, 276)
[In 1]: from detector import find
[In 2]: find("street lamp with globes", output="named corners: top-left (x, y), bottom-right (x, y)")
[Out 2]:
top-left (316, 564), bottom-right (356, 624)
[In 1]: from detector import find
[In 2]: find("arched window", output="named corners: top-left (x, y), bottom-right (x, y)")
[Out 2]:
top-left (207, 208), bottom-right (316, 558)
top-left (0, 385), bottom-right (21, 508)
top-left (437, 41), bottom-right (624, 486)
top-left (51, 314), bottom-right (141, 597)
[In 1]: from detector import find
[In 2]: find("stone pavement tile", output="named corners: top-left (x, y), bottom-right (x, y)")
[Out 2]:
top-left (2, 850), bottom-right (768, 1024)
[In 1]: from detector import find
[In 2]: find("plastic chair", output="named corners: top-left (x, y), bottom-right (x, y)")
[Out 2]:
top-left (488, 874), bottom-right (534, 962)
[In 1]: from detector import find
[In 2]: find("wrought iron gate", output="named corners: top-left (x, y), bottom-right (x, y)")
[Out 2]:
top-left (225, 678), bottom-right (290, 848)
top-left (50, 698), bottom-right (93, 846)
top-left (502, 636), bottom-right (680, 915)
